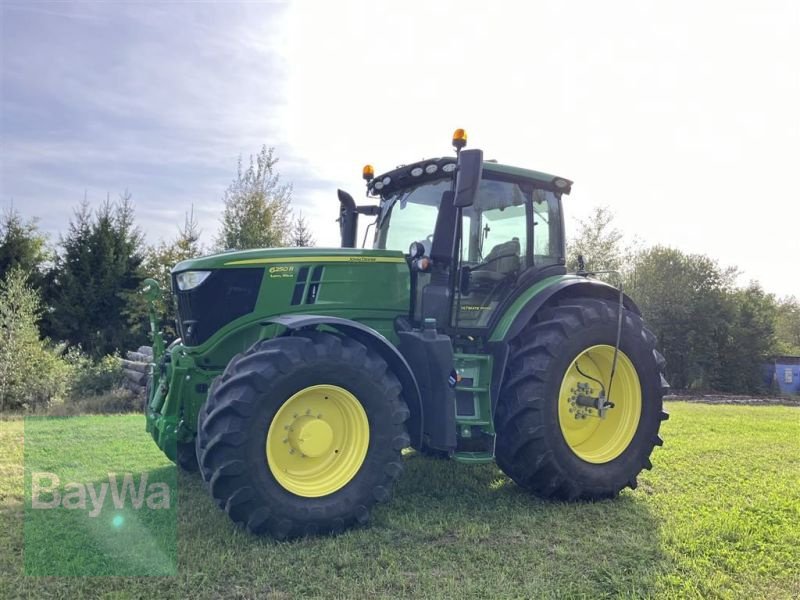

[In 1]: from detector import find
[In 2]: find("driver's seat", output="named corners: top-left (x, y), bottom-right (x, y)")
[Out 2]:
top-left (470, 238), bottom-right (521, 285)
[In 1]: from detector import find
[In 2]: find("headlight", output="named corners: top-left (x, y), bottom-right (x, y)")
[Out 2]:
top-left (409, 241), bottom-right (425, 258)
top-left (424, 164), bottom-right (438, 174)
top-left (175, 270), bottom-right (212, 290)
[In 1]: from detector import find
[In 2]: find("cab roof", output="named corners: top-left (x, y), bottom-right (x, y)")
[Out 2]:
top-left (368, 156), bottom-right (572, 197)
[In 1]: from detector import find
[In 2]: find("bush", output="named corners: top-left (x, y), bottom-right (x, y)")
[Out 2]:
top-left (47, 388), bottom-right (140, 416)
top-left (64, 350), bottom-right (125, 400)
top-left (0, 268), bottom-right (69, 411)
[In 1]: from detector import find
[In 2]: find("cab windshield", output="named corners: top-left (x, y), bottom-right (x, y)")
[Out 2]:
top-left (375, 178), bottom-right (450, 255)
top-left (374, 176), bottom-right (563, 269)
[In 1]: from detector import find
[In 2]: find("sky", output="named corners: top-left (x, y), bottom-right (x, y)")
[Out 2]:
top-left (1, 0), bottom-right (798, 297)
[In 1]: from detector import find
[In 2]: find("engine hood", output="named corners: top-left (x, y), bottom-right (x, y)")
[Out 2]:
top-left (172, 247), bottom-right (406, 274)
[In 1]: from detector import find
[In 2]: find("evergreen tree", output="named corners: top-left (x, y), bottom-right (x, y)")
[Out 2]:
top-left (0, 208), bottom-right (50, 287)
top-left (45, 192), bottom-right (147, 357)
top-left (290, 213), bottom-right (314, 247)
top-left (216, 146), bottom-right (292, 251)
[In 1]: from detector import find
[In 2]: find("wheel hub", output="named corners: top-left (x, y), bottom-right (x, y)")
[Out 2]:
top-left (266, 384), bottom-right (370, 497)
top-left (288, 416), bottom-right (334, 458)
top-left (569, 382), bottom-right (615, 419)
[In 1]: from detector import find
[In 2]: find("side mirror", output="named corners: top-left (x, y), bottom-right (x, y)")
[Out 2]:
top-left (142, 278), bottom-right (161, 302)
top-left (453, 149), bottom-right (484, 208)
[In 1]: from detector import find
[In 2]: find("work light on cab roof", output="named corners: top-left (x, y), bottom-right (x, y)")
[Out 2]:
top-left (140, 128), bottom-right (668, 541)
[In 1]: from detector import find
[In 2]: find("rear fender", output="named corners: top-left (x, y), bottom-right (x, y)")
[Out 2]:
top-left (487, 276), bottom-right (641, 411)
top-left (490, 275), bottom-right (641, 343)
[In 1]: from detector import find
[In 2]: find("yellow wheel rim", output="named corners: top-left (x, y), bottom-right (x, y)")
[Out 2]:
top-left (558, 345), bottom-right (641, 464)
top-left (266, 384), bottom-right (369, 497)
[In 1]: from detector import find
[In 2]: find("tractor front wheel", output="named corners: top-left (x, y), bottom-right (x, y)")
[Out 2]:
top-left (196, 331), bottom-right (410, 538)
top-left (495, 297), bottom-right (668, 500)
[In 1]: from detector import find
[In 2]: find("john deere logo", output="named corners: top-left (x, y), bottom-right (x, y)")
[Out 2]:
top-left (269, 265), bottom-right (295, 278)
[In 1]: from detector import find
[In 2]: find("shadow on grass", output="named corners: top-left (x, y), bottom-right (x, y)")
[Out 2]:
top-left (174, 450), bottom-right (670, 598)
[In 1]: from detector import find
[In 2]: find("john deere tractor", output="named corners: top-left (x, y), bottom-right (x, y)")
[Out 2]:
top-left (142, 129), bottom-right (667, 539)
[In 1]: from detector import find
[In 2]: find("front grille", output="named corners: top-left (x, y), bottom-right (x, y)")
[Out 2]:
top-left (173, 268), bottom-right (264, 346)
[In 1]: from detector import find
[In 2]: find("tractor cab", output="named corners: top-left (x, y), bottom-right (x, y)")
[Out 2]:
top-left (340, 130), bottom-right (572, 333)
top-left (336, 131), bottom-right (577, 460)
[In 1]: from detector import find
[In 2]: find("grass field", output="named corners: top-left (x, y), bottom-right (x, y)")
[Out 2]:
top-left (1, 402), bottom-right (798, 599)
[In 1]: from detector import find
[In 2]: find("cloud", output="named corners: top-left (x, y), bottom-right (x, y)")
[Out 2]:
top-left (2, 0), bottom-right (799, 297)
top-left (282, 0), bottom-right (800, 295)
top-left (1, 1), bottom-right (327, 247)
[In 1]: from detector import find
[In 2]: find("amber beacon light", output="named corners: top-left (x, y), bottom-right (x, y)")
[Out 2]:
top-left (452, 128), bottom-right (467, 150)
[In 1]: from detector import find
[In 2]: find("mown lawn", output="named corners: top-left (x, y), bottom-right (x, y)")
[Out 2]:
top-left (0, 403), bottom-right (798, 599)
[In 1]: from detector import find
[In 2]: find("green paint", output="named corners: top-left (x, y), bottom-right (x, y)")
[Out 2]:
top-left (482, 161), bottom-right (569, 189)
top-left (173, 246), bottom-right (406, 272)
top-left (452, 352), bottom-right (495, 464)
top-left (145, 248), bottom-right (411, 456)
top-left (489, 274), bottom-right (583, 342)
top-left (144, 163), bottom-right (584, 464)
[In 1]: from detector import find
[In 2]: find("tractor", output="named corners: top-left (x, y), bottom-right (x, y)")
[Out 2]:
top-left (141, 129), bottom-right (668, 539)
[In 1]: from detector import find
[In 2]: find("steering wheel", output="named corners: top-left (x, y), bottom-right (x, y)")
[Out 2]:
top-left (470, 252), bottom-right (519, 272)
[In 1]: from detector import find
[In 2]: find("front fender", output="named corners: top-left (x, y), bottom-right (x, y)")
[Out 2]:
top-left (261, 314), bottom-right (424, 448)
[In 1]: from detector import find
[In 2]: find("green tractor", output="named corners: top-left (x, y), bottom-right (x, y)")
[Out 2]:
top-left (143, 129), bottom-right (668, 539)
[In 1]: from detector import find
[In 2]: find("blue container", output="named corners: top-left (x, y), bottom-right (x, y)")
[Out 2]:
top-left (764, 356), bottom-right (800, 394)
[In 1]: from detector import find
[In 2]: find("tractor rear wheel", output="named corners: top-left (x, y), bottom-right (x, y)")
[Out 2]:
top-left (196, 331), bottom-right (410, 538)
top-left (495, 297), bottom-right (668, 500)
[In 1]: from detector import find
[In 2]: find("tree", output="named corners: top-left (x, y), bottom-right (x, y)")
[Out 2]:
top-left (626, 246), bottom-right (736, 389)
top-left (44, 192), bottom-right (147, 358)
top-left (0, 208), bottom-right (50, 287)
top-left (216, 146), bottom-right (293, 251)
top-left (138, 207), bottom-right (203, 340)
top-left (716, 283), bottom-right (777, 392)
top-left (774, 296), bottom-right (800, 355)
top-left (0, 268), bottom-right (67, 411)
top-left (566, 206), bottom-right (624, 273)
top-left (290, 212), bottom-right (314, 247)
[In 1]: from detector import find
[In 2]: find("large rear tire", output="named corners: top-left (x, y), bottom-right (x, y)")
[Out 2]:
top-left (196, 331), bottom-right (410, 538)
top-left (495, 297), bottom-right (668, 500)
